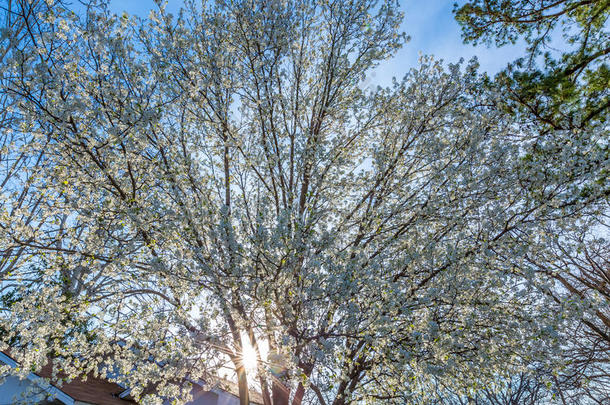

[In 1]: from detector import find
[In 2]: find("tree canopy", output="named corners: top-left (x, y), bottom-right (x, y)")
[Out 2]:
top-left (455, 0), bottom-right (609, 131)
top-left (0, 0), bottom-right (607, 404)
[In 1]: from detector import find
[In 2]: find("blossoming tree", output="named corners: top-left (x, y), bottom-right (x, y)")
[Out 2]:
top-left (0, 0), bottom-right (607, 404)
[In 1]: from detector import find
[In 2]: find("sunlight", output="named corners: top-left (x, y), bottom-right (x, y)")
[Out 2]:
top-left (242, 338), bottom-right (258, 377)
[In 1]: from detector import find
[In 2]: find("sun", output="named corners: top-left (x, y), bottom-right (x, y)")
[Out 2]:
top-left (241, 338), bottom-right (259, 377)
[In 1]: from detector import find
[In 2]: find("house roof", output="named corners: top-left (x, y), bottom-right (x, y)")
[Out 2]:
top-left (1, 350), bottom-right (264, 405)
top-left (1, 350), bottom-right (132, 405)
top-left (37, 362), bottom-right (134, 405)
top-left (209, 376), bottom-right (265, 405)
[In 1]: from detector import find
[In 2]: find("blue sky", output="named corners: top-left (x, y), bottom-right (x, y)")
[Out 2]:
top-left (379, 1), bottom-right (526, 82)
top-left (109, 0), bottom-right (527, 86)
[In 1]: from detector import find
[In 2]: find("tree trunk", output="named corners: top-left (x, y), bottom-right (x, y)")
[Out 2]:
top-left (236, 364), bottom-right (250, 405)
top-left (272, 380), bottom-right (290, 405)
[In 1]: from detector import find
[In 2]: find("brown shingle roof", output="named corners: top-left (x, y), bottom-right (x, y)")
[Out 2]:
top-left (1, 350), bottom-right (132, 405)
top-left (37, 363), bottom-right (134, 405)
top-left (2, 350), bottom-right (264, 404)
